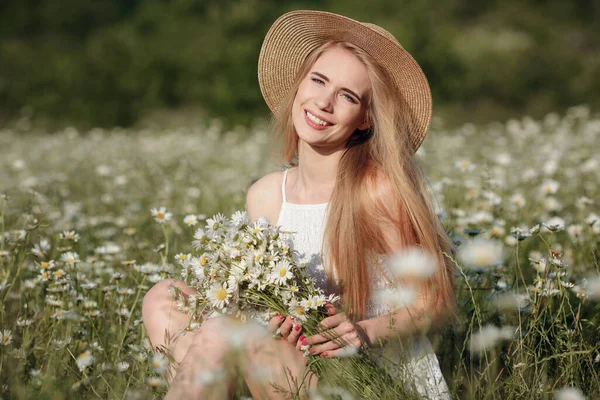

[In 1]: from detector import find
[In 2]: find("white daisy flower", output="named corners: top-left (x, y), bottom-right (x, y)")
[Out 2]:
top-left (457, 238), bottom-right (504, 270)
top-left (183, 214), bottom-right (199, 226)
top-left (540, 179), bottom-right (559, 195)
top-left (373, 285), bottom-right (416, 310)
top-left (387, 247), bottom-right (437, 279)
top-left (542, 216), bottom-right (566, 232)
top-left (554, 387), bottom-right (586, 400)
top-left (509, 193), bottom-right (526, 208)
top-left (575, 196), bottom-right (594, 209)
top-left (151, 353), bottom-right (169, 375)
top-left (174, 253), bottom-right (191, 265)
top-left (76, 350), bottom-right (95, 371)
top-left (288, 301), bottom-right (308, 322)
top-left (311, 294), bottom-right (327, 308)
top-left (584, 212), bottom-right (599, 227)
top-left (231, 210), bottom-right (250, 228)
top-left (1, 330), bottom-right (13, 346)
top-left (269, 260), bottom-right (293, 285)
top-left (206, 213), bottom-right (226, 236)
top-left (192, 228), bottom-right (209, 249)
top-left (32, 239), bottom-right (51, 258)
top-left (150, 207), bottom-right (172, 224)
top-left (300, 297), bottom-right (317, 311)
top-left (455, 159), bottom-right (475, 172)
top-left (469, 325), bottom-right (514, 353)
top-left (207, 283), bottom-right (233, 309)
top-left (147, 376), bottom-right (166, 388)
top-left (489, 225), bottom-right (505, 237)
top-left (60, 230), bottom-right (80, 242)
top-left (530, 257), bottom-right (546, 273)
top-left (60, 251), bottom-right (80, 265)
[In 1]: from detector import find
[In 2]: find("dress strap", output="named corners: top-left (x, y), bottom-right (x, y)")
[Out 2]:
top-left (281, 169), bottom-right (289, 203)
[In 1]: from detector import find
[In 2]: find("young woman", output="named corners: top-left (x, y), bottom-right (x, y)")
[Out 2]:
top-left (142, 10), bottom-right (455, 399)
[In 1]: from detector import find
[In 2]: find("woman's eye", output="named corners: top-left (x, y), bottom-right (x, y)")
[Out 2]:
top-left (311, 78), bottom-right (325, 85)
top-left (343, 94), bottom-right (358, 104)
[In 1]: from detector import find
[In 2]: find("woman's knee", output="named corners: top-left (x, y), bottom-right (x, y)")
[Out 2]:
top-left (142, 279), bottom-right (190, 315)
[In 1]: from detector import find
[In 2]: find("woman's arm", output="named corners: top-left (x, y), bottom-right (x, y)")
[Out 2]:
top-left (356, 283), bottom-right (450, 348)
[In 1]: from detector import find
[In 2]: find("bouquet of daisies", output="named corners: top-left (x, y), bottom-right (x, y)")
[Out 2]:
top-left (175, 211), bottom-right (338, 331)
top-left (173, 211), bottom-right (419, 398)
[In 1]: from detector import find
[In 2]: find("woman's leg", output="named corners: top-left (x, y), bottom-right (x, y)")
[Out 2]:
top-left (164, 316), bottom-right (237, 399)
top-left (142, 279), bottom-right (199, 381)
top-left (240, 334), bottom-right (318, 399)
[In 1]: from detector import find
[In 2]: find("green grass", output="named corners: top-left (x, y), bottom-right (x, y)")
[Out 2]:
top-left (0, 106), bottom-right (599, 399)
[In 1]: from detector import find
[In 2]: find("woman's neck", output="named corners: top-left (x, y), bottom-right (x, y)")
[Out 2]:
top-left (291, 141), bottom-right (344, 202)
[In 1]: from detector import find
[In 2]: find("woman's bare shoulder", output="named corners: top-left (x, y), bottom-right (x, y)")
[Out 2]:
top-left (246, 171), bottom-right (284, 223)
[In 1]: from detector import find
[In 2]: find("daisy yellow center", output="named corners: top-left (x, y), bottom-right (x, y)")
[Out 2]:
top-left (42, 272), bottom-right (49, 279)
top-left (279, 268), bottom-right (287, 278)
top-left (156, 212), bottom-right (165, 219)
top-left (200, 256), bottom-right (208, 266)
top-left (66, 257), bottom-right (74, 263)
top-left (41, 262), bottom-right (50, 269)
top-left (152, 360), bottom-right (160, 367)
top-left (461, 161), bottom-right (470, 168)
top-left (66, 233), bottom-right (74, 239)
top-left (295, 306), bottom-right (305, 316)
top-left (2, 336), bottom-right (9, 343)
top-left (290, 285), bottom-right (297, 292)
top-left (215, 289), bottom-right (228, 301)
top-left (305, 300), bottom-right (313, 308)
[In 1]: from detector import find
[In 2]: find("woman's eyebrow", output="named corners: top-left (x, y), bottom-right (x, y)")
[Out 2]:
top-left (311, 71), bottom-right (363, 101)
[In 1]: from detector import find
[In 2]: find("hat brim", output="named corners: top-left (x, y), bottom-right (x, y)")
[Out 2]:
top-left (258, 10), bottom-right (432, 152)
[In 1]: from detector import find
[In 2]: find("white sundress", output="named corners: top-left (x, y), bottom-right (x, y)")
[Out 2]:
top-left (276, 168), bottom-right (451, 400)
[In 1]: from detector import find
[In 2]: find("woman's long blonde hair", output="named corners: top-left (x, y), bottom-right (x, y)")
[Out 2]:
top-left (271, 41), bottom-right (455, 321)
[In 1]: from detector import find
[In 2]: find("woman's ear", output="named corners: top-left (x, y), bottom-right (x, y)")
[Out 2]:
top-left (358, 120), bottom-right (372, 131)
top-left (358, 114), bottom-right (372, 131)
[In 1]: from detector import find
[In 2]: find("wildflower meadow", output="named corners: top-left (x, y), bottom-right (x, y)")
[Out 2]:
top-left (1, 105), bottom-right (599, 399)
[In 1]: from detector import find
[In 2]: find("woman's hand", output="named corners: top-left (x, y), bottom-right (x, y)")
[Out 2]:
top-left (299, 303), bottom-right (367, 358)
top-left (267, 313), bottom-right (304, 347)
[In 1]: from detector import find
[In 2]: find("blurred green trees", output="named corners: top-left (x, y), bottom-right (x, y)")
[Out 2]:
top-left (0, 0), bottom-right (599, 128)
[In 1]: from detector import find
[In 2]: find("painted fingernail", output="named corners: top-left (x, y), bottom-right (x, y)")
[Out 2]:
top-left (321, 352), bottom-right (328, 357)
top-left (309, 348), bottom-right (316, 354)
top-left (294, 324), bottom-right (301, 331)
top-left (278, 314), bottom-right (285, 319)
top-left (290, 316), bottom-right (295, 321)
top-left (302, 339), bottom-right (309, 346)
top-left (299, 335), bottom-right (305, 342)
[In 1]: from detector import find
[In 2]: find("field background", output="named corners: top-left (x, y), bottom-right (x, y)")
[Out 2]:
top-left (1, 1), bottom-right (600, 399)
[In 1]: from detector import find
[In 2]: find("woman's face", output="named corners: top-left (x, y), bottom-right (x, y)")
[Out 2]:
top-left (292, 45), bottom-right (371, 152)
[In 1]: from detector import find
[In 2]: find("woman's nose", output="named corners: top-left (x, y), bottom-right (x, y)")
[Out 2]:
top-left (314, 90), bottom-right (333, 113)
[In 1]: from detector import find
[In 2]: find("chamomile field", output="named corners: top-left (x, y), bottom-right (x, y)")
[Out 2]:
top-left (0, 106), bottom-right (599, 399)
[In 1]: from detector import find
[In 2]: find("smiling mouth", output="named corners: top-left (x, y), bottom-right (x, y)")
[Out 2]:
top-left (305, 110), bottom-right (332, 127)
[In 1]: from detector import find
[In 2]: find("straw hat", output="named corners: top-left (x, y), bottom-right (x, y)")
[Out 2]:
top-left (258, 10), bottom-right (432, 152)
